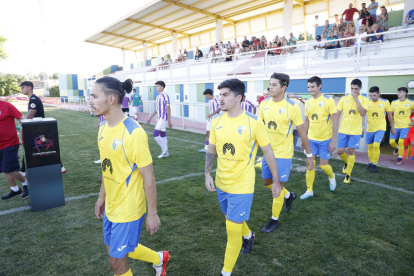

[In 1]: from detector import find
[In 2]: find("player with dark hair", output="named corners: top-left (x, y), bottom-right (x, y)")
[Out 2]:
top-left (199, 89), bottom-right (221, 153)
top-left (336, 79), bottom-right (368, 183)
top-left (365, 86), bottom-right (395, 172)
top-left (147, 80), bottom-right (172, 158)
top-left (390, 87), bottom-right (414, 164)
top-left (205, 79), bottom-right (281, 276)
top-left (90, 77), bottom-right (169, 276)
top-left (259, 73), bottom-right (314, 232)
top-left (300, 76), bottom-right (338, 200)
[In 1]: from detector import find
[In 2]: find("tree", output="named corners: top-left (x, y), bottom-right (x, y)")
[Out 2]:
top-left (1, 73), bottom-right (27, 84)
top-left (48, 85), bottom-right (60, 97)
top-left (38, 72), bottom-right (47, 80)
top-left (0, 29), bottom-right (9, 61)
top-left (0, 75), bottom-right (20, 96)
top-left (49, 72), bottom-right (58, 79)
top-left (26, 71), bottom-right (39, 80)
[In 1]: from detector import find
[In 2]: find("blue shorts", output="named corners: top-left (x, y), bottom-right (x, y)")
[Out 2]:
top-left (309, 138), bottom-right (331, 160)
top-left (366, 130), bottom-right (385, 144)
top-left (337, 133), bottom-right (361, 149)
top-left (390, 128), bottom-right (409, 140)
top-left (103, 213), bottom-right (145, 258)
top-left (216, 188), bottom-right (253, 223)
top-left (0, 145), bottom-right (20, 174)
top-left (262, 156), bottom-right (292, 183)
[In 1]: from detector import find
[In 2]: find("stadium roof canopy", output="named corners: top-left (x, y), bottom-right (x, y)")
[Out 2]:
top-left (84, 0), bottom-right (326, 52)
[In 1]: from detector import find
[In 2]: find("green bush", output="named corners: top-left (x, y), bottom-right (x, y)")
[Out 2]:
top-left (49, 85), bottom-right (60, 97)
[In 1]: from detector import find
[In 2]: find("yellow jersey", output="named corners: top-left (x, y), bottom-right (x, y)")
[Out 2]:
top-left (304, 94), bottom-right (337, 141)
top-left (98, 117), bottom-right (153, 223)
top-left (391, 99), bottom-right (414, 129)
top-left (366, 98), bottom-right (391, 132)
top-left (337, 94), bottom-right (369, 135)
top-left (259, 97), bottom-right (303, 159)
top-left (209, 111), bottom-right (270, 194)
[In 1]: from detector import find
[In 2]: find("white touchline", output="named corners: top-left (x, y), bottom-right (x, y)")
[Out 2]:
top-left (0, 170), bottom-right (216, 217)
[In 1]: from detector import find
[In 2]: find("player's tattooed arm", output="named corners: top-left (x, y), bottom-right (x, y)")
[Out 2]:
top-left (205, 144), bottom-right (217, 192)
top-left (205, 152), bottom-right (215, 174)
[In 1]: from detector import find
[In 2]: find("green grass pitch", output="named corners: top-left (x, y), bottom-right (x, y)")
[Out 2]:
top-left (1, 102), bottom-right (413, 275)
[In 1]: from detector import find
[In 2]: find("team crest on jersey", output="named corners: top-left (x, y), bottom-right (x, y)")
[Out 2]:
top-left (238, 126), bottom-right (247, 135)
top-left (319, 102), bottom-right (324, 107)
top-left (379, 104), bottom-right (383, 108)
top-left (112, 139), bottom-right (121, 151)
top-left (279, 108), bottom-right (285, 114)
top-left (406, 104), bottom-right (410, 107)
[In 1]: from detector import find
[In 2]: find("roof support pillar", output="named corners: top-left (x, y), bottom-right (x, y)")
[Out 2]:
top-left (143, 42), bottom-right (148, 67)
top-left (171, 32), bottom-right (178, 62)
top-left (121, 49), bottom-right (126, 71)
top-left (283, 0), bottom-right (293, 38)
top-left (215, 18), bottom-right (223, 45)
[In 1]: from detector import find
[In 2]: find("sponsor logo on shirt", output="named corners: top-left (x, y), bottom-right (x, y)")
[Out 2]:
top-left (372, 112), bottom-right (378, 117)
top-left (216, 126), bottom-right (223, 130)
top-left (311, 114), bottom-right (319, 120)
top-left (102, 158), bottom-right (113, 174)
top-left (349, 109), bottom-right (356, 115)
top-left (399, 111), bottom-right (405, 115)
top-left (223, 143), bottom-right (235, 156)
top-left (238, 126), bottom-right (247, 135)
top-left (268, 121), bottom-right (277, 130)
top-left (112, 139), bottom-right (121, 150)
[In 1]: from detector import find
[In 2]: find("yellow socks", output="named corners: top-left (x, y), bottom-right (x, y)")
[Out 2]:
top-left (389, 139), bottom-right (398, 149)
top-left (347, 155), bottom-right (355, 176)
top-left (320, 164), bottom-right (334, 179)
top-left (339, 152), bottom-right (349, 164)
top-left (305, 160), bottom-right (316, 192)
top-left (272, 188), bottom-right (288, 218)
top-left (128, 244), bottom-right (160, 266)
top-left (264, 183), bottom-right (272, 190)
top-left (372, 142), bottom-right (380, 164)
top-left (398, 139), bottom-right (405, 157)
top-left (368, 143), bottom-right (374, 163)
top-left (116, 269), bottom-right (132, 276)
top-left (223, 220), bottom-right (243, 273)
top-left (242, 221), bottom-right (251, 237)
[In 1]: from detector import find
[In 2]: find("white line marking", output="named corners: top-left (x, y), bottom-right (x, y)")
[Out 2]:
top-left (0, 171), bottom-right (215, 217)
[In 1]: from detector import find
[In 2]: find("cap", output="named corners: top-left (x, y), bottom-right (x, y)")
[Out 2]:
top-left (316, 35), bottom-right (321, 40)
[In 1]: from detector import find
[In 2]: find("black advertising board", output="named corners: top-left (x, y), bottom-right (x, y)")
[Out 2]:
top-left (21, 118), bottom-right (61, 169)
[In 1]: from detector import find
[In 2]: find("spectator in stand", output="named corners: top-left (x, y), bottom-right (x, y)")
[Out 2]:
top-left (288, 32), bottom-right (297, 54)
top-left (273, 35), bottom-right (279, 43)
top-left (313, 15), bottom-right (319, 27)
top-left (376, 6), bottom-right (389, 31)
top-left (261, 36), bottom-right (267, 47)
top-left (366, 0), bottom-right (379, 21)
top-left (362, 12), bottom-right (375, 28)
top-left (195, 47), bottom-right (203, 60)
top-left (207, 46), bottom-right (214, 62)
top-left (324, 30), bottom-right (341, 59)
top-left (166, 54), bottom-right (172, 65)
top-left (214, 45), bottom-right (221, 63)
top-left (234, 43), bottom-right (241, 60)
top-left (403, 8), bottom-right (414, 33)
top-left (339, 17), bottom-right (347, 38)
top-left (249, 36), bottom-right (257, 52)
top-left (182, 49), bottom-right (188, 62)
top-left (226, 45), bottom-right (233, 62)
top-left (254, 37), bottom-right (260, 51)
top-left (342, 3), bottom-right (359, 24)
top-left (343, 22), bottom-right (356, 47)
top-left (232, 38), bottom-right (238, 48)
top-left (322, 20), bottom-right (332, 36)
top-left (349, 26), bottom-right (368, 56)
top-left (177, 49), bottom-right (183, 63)
top-left (258, 89), bottom-right (270, 105)
top-left (334, 14), bottom-right (340, 23)
top-left (313, 35), bottom-right (326, 50)
top-left (332, 23), bottom-right (340, 37)
top-left (242, 36), bottom-right (250, 52)
top-left (280, 39), bottom-right (289, 55)
top-left (369, 23), bottom-right (383, 55)
top-left (157, 57), bottom-right (165, 70)
top-left (357, 3), bottom-right (368, 30)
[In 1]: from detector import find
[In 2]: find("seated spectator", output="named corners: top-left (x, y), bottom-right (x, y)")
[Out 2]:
top-left (322, 20), bottom-right (332, 36)
top-left (349, 26), bottom-right (368, 56)
top-left (332, 23), bottom-right (339, 37)
top-left (338, 18), bottom-right (347, 38)
top-left (362, 12), bottom-right (375, 28)
top-left (341, 3), bottom-right (359, 24)
top-left (261, 36), bottom-right (267, 47)
top-left (360, 23), bottom-right (371, 34)
top-left (249, 36), bottom-right (256, 52)
top-left (195, 47), bottom-right (203, 60)
top-left (182, 49), bottom-right (188, 62)
top-left (280, 39), bottom-right (289, 55)
top-left (369, 23), bottom-right (383, 55)
top-left (313, 15), bottom-right (319, 27)
top-left (207, 46), bottom-right (215, 62)
top-left (165, 55), bottom-right (172, 68)
top-left (214, 46), bottom-right (221, 63)
top-left (234, 44), bottom-right (241, 60)
top-left (376, 6), bottom-right (389, 31)
top-left (232, 38), bottom-right (238, 48)
top-left (343, 23), bottom-right (356, 47)
top-left (288, 32), bottom-right (297, 54)
top-left (273, 40), bottom-right (281, 56)
top-left (157, 57), bottom-right (165, 70)
top-left (176, 50), bottom-right (183, 63)
top-left (226, 45), bottom-right (233, 62)
top-left (242, 36), bottom-right (250, 52)
top-left (227, 40), bottom-right (231, 48)
top-left (403, 8), bottom-right (414, 33)
top-left (274, 35), bottom-right (279, 43)
top-left (254, 38), bottom-right (260, 51)
top-left (324, 30), bottom-right (341, 59)
top-left (313, 35), bottom-right (326, 50)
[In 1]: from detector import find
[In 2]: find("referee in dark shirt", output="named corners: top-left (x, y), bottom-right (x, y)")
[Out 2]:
top-left (20, 81), bottom-right (66, 173)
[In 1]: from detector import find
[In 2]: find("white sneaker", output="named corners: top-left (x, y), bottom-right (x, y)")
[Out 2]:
top-left (153, 251), bottom-right (169, 276)
top-left (94, 159), bottom-right (101, 164)
top-left (157, 151), bottom-right (169, 159)
top-left (300, 191), bottom-right (313, 199)
top-left (329, 173), bottom-right (336, 191)
top-left (198, 148), bottom-right (207, 153)
top-left (61, 166), bottom-right (66, 173)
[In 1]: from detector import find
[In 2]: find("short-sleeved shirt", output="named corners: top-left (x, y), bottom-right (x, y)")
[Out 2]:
top-left (370, 29), bottom-right (383, 42)
top-left (391, 99), bottom-right (414, 129)
top-left (259, 97), bottom-right (303, 159)
top-left (305, 95), bottom-right (337, 141)
top-left (337, 94), bottom-right (369, 135)
top-left (362, 16), bottom-right (375, 26)
top-left (342, 8), bottom-right (359, 21)
top-left (323, 25), bottom-right (332, 35)
top-left (132, 94), bottom-right (141, 106)
top-left (0, 101), bottom-right (22, 150)
top-left (122, 95), bottom-right (132, 108)
top-left (366, 98), bottom-right (392, 132)
top-left (368, 2), bottom-right (378, 16)
top-left (208, 97), bottom-right (220, 122)
top-left (241, 99), bottom-right (255, 114)
top-left (360, 9), bottom-right (367, 20)
top-left (327, 36), bottom-right (339, 47)
top-left (98, 117), bottom-right (152, 223)
top-left (408, 113), bottom-right (414, 135)
top-left (209, 111), bottom-right (270, 194)
top-left (28, 94), bottom-right (44, 118)
top-left (155, 92), bottom-right (170, 121)
top-left (408, 9), bottom-right (414, 22)
top-left (242, 40), bottom-right (250, 47)
top-left (289, 37), bottom-right (297, 46)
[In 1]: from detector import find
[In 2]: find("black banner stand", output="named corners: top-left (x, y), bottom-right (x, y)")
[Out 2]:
top-left (21, 118), bottom-right (65, 212)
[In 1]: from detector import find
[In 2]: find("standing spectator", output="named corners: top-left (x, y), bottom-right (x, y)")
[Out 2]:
top-left (121, 89), bottom-right (132, 116)
top-left (324, 31), bottom-right (341, 59)
top-left (376, 6), bottom-right (389, 31)
top-left (367, 0), bottom-right (379, 21)
top-left (341, 3), bottom-right (359, 24)
top-left (334, 14), bottom-right (340, 23)
top-left (322, 20), bottom-right (332, 36)
top-left (132, 88), bottom-right (141, 121)
top-left (195, 47), bottom-right (203, 60)
top-left (357, 3), bottom-right (368, 30)
top-left (338, 18), bottom-right (347, 38)
top-left (0, 99), bottom-right (28, 200)
top-left (362, 12), bottom-right (375, 28)
top-left (288, 32), bottom-right (297, 54)
top-left (369, 23), bottom-right (383, 55)
top-left (274, 35), bottom-right (279, 43)
top-left (313, 15), bottom-right (319, 27)
top-left (232, 38), bottom-right (238, 48)
top-left (403, 8), bottom-right (414, 33)
top-left (242, 36), bottom-right (250, 52)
